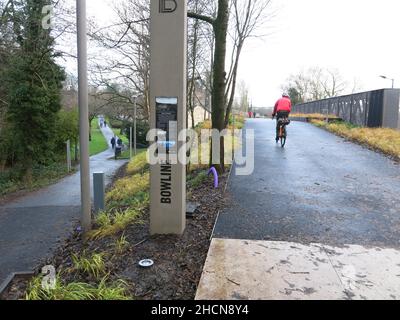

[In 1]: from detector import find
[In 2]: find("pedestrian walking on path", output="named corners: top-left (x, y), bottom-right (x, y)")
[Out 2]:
top-left (111, 136), bottom-right (116, 150)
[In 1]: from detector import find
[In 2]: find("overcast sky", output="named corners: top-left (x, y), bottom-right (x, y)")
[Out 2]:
top-left (81, 0), bottom-right (400, 108)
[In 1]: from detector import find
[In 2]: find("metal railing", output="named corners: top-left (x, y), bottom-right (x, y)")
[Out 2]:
top-left (292, 89), bottom-right (400, 129)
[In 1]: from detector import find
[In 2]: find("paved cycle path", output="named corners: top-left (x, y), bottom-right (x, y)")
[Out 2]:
top-left (0, 121), bottom-right (128, 284)
top-left (197, 119), bottom-right (400, 300)
top-left (215, 119), bottom-right (400, 247)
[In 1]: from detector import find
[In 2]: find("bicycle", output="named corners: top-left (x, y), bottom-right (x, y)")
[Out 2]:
top-left (274, 116), bottom-right (290, 148)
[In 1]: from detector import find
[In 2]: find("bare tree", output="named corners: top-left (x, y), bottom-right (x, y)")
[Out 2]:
top-left (236, 80), bottom-right (250, 112)
top-left (189, 0), bottom-right (273, 171)
top-left (187, 0), bottom-right (214, 128)
top-left (224, 0), bottom-right (273, 127)
top-left (188, 0), bottom-right (230, 172)
top-left (290, 71), bottom-right (310, 103)
top-left (351, 77), bottom-right (364, 94)
top-left (307, 67), bottom-right (325, 101)
top-left (89, 0), bottom-right (150, 121)
top-left (321, 68), bottom-right (348, 98)
top-left (283, 67), bottom-right (350, 104)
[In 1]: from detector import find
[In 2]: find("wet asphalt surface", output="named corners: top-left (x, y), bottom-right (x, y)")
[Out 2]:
top-left (214, 119), bottom-right (400, 248)
top-left (0, 124), bottom-right (128, 284)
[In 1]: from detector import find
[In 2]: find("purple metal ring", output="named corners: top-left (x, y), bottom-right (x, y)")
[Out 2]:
top-left (208, 167), bottom-right (219, 189)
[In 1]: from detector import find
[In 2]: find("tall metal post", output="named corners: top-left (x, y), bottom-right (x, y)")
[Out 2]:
top-left (130, 126), bottom-right (133, 159)
top-left (93, 172), bottom-right (105, 213)
top-left (76, 0), bottom-right (91, 232)
top-left (232, 112), bottom-right (235, 162)
top-left (134, 97), bottom-right (137, 156)
top-left (66, 140), bottom-right (71, 172)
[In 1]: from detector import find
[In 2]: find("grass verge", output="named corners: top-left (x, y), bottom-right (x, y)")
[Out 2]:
top-left (24, 151), bottom-right (150, 300)
top-left (0, 161), bottom-right (75, 198)
top-left (312, 120), bottom-right (400, 160)
top-left (1, 119), bottom-right (107, 199)
top-left (187, 170), bottom-right (209, 189)
top-left (88, 207), bottom-right (145, 240)
top-left (26, 274), bottom-right (131, 300)
top-left (90, 120), bottom-right (108, 156)
top-left (291, 113), bottom-right (340, 120)
top-left (71, 251), bottom-right (107, 279)
top-left (88, 149), bottom-right (150, 240)
top-left (198, 115), bottom-right (246, 131)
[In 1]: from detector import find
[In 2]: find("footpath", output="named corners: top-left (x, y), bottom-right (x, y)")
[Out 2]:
top-left (196, 119), bottom-right (400, 300)
top-left (0, 120), bottom-right (128, 284)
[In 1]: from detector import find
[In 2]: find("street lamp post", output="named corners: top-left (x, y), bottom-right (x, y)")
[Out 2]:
top-left (76, 0), bottom-right (91, 232)
top-left (134, 96), bottom-right (137, 157)
top-left (130, 126), bottom-right (133, 160)
top-left (380, 75), bottom-right (395, 89)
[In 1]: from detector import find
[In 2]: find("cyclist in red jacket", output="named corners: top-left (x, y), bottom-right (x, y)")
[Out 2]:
top-left (272, 93), bottom-right (292, 142)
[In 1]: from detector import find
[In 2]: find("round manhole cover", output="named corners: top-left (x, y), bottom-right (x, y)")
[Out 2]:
top-left (139, 259), bottom-right (154, 268)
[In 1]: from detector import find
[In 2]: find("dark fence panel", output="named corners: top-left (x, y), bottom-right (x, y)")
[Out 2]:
top-left (292, 89), bottom-right (400, 129)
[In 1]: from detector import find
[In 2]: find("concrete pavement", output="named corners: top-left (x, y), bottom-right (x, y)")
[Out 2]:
top-left (196, 239), bottom-right (400, 300)
top-left (0, 120), bottom-right (128, 284)
top-left (198, 119), bottom-right (400, 300)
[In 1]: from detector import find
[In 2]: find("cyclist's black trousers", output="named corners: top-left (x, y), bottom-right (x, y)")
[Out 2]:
top-left (276, 111), bottom-right (290, 139)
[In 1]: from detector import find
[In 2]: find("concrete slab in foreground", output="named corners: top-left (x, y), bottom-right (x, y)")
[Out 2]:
top-left (196, 239), bottom-right (400, 300)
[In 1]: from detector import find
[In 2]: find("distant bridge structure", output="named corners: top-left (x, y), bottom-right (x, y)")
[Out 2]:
top-left (293, 89), bottom-right (400, 129)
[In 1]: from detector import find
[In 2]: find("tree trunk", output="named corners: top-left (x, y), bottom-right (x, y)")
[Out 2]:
top-left (0, 159), bottom-right (6, 172)
top-left (191, 107), bottom-right (195, 129)
top-left (188, 2), bottom-right (199, 130)
top-left (225, 43), bottom-right (243, 127)
top-left (187, 0), bottom-right (230, 173)
top-left (211, 0), bottom-right (229, 173)
top-left (23, 157), bottom-right (33, 186)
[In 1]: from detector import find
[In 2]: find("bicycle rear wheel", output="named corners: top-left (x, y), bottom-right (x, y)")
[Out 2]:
top-left (280, 127), bottom-right (287, 148)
